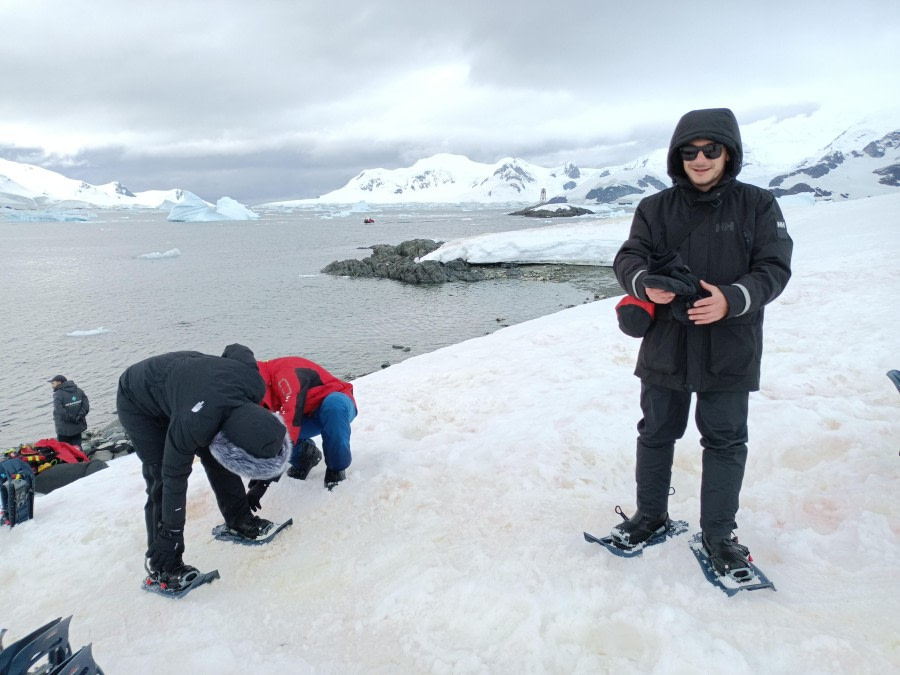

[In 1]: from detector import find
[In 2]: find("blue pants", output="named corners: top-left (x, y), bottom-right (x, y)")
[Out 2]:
top-left (289, 392), bottom-right (356, 472)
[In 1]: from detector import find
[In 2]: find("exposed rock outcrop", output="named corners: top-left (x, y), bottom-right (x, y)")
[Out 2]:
top-left (322, 239), bottom-right (488, 284)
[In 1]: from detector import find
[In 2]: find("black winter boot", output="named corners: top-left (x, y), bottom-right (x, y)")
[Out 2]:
top-left (609, 509), bottom-right (670, 547)
top-left (324, 469), bottom-right (345, 491)
top-left (158, 564), bottom-right (201, 591)
top-left (226, 510), bottom-right (274, 540)
top-left (702, 532), bottom-right (752, 579)
top-left (287, 440), bottom-right (322, 480)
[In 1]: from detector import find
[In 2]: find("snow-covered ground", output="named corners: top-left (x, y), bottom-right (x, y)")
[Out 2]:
top-left (419, 219), bottom-right (629, 266)
top-left (1, 194), bottom-right (898, 673)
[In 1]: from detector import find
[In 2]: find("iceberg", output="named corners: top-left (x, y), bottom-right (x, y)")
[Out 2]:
top-left (0, 208), bottom-right (93, 222)
top-left (137, 248), bottom-right (181, 260)
top-left (167, 191), bottom-right (259, 222)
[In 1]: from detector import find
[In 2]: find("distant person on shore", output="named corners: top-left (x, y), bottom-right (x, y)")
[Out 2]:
top-left (245, 356), bottom-right (357, 509)
top-left (609, 108), bottom-right (793, 579)
top-left (49, 374), bottom-right (90, 448)
top-left (116, 344), bottom-right (290, 590)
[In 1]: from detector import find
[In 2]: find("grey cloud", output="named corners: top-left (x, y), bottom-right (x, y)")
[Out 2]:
top-left (0, 1), bottom-right (897, 205)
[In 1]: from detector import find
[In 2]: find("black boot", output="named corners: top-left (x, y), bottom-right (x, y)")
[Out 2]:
top-left (145, 558), bottom-right (199, 591)
top-left (226, 510), bottom-right (274, 540)
top-left (609, 509), bottom-right (669, 547)
top-left (324, 469), bottom-right (345, 491)
top-left (702, 531), bottom-right (752, 579)
top-left (157, 564), bottom-right (201, 591)
top-left (287, 440), bottom-right (322, 480)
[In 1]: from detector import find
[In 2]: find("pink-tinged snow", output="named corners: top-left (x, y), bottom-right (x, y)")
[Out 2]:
top-left (1, 194), bottom-right (898, 673)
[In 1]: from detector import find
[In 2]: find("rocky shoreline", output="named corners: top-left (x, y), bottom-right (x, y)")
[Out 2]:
top-left (322, 238), bottom-right (622, 295)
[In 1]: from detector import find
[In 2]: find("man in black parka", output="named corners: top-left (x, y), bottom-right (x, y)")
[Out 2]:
top-left (49, 375), bottom-right (90, 447)
top-left (610, 108), bottom-right (793, 578)
top-left (116, 343), bottom-right (290, 588)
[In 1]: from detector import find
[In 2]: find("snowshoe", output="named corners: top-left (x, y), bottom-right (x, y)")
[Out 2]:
top-left (887, 369), bottom-right (900, 395)
top-left (702, 532), bottom-right (753, 580)
top-left (142, 561), bottom-right (220, 598)
top-left (212, 517), bottom-right (293, 546)
top-left (586, 520), bottom-right (689, 558)
top-left (689, 532), bottom-right (776, 596)
top-left (609, 507), bottom-right (671, 547)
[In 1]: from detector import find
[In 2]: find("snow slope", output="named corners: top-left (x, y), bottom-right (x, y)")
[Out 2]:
top-left (0, 194), bottom-right (898, 673)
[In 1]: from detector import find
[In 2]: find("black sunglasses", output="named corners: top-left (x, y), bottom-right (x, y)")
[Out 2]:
top-left (679, 143), bottom-right (724, 161)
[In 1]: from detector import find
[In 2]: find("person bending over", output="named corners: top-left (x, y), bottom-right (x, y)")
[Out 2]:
top-left (116, 344), bottom-right (290, 590)
top-left (246, 356), bottom-right (357, 510)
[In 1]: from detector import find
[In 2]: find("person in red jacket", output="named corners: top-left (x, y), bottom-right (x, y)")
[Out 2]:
top-left (247, 357), bottom-right (356, 506)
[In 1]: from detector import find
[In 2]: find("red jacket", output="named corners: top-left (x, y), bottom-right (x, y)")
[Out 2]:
top-left (33, 439), bottom-right (90, 463)
top-left (257, 357), bottom-right (355, 444)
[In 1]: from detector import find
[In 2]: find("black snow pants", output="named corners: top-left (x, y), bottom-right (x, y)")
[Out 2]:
top-left (116, 394), bottom-right (251, 549)
top-left (634, 381), bottom-right (749, 536)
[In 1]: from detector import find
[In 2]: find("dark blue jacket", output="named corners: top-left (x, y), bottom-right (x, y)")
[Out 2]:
top-left (53, 380), bottom-right (89, 435)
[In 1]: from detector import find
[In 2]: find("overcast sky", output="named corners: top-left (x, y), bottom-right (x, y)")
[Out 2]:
top-left (1, 0), bottom-right (898, 204)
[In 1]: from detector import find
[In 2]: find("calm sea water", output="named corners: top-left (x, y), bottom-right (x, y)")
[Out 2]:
top-left (0, 204), bottom-right (618, 446)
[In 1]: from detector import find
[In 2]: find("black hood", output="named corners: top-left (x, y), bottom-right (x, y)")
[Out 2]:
top-left (221, 343), bottom-right (259, 372)
top-left (667, 108), bottom-right (743, 184)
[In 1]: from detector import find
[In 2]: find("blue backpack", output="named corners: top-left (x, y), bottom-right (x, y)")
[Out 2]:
top-left (0, 457), bottom-right (35, 527)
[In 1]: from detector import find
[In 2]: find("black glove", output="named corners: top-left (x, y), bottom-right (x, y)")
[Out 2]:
top-left (646, 249), bottom-right (683, 275)
top-left (643, 249), bottom-right (708, 324)
top-left (643, 272), bottom-right (697, 296)
top-left (147, 525), bottom-right (185, 572)
top-left (247, 480), bottom-right (270, 512)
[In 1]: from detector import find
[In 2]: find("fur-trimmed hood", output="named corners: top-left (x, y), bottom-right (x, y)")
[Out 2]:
top-left (209, 411), bottom-right (290, 479)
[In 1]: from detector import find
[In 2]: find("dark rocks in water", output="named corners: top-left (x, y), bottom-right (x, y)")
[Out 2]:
top-left (508, 204), bottom-right (594, 218)
top-left (322, 238), bottom-right (487, 284)
top-left (323, 238), bottom-right (622, 296)
top-left (82, 419), bottom-right (135, 461)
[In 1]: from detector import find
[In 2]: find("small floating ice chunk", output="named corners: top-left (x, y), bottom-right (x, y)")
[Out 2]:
top-left (137, 248), bottom-right (181, 260)
top-left (67, 327), bottom-right (110, 337)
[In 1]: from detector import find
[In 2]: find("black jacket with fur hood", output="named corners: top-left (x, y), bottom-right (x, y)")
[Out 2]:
top-left (116, 344), bottom-right (268, 527)
top-left (614, 108), bottom-right (793, 392)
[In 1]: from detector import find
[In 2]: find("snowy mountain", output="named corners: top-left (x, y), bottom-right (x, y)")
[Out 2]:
top-left (272, 108), bottom-right (899, 208)
top-left (300, 153), bottom-right (614, 206)
top-left (2, 108), bottom-right (898, 211)
top-left (0, 157), bottom-right (186, 209)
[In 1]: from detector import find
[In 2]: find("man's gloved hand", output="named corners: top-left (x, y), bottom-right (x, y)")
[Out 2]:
top-left (147, 525), bottom-right (185, 572)
top-left (247, 480), bottom-right (269, 512)
top-left (643, 272), bottom-right (697, 296)
top-left (643, 249), bottom-right (706, 325)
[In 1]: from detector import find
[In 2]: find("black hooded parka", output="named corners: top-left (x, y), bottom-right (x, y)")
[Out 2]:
top-left (614, 108), bottom-right (793, 392)
top-left (116, 344), bottom-right (265, 532)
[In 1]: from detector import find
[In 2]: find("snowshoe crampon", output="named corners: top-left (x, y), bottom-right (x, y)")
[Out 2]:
top-left (584, 518), bottom-right (689, 558)
top-left (688, 532), bottom-right (776, 596)
top-left (141, 566), bottom-right (220, 599)
top-left (211, 517), bottom-right (293, 546)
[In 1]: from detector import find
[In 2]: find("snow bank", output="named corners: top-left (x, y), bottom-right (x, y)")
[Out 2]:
top-left (1, 194), bottom-right (898, 673)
